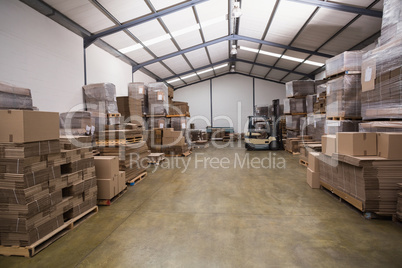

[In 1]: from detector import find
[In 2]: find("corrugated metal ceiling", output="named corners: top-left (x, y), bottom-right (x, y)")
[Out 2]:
top-left (36, 0), bottom-right (384, 88)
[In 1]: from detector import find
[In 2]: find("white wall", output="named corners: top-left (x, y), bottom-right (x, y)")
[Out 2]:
top-left (86, 45), bottom-right (133, 97)
top-left (0, 0), bottom-right (84, 112)
top-left (133, 70), bottom-right (156, 84)
top-left (0, 0), bottom-right (153, 112)
top-left (174, 74), bottom-right (286, 131)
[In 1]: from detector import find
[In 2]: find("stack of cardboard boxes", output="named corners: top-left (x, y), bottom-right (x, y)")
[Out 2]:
top-left (0, 110), bottom-right (97, 247)
top-left (94, 156), bottom-right (126, 200)
top-left (0, 82), bottom-right (33, 110)
top-left (147, 128), bottom-right (189, 156)
top-left (315, 132), bottom-right (402, 215)
top-left (128, 82), bottom-right (148, 116)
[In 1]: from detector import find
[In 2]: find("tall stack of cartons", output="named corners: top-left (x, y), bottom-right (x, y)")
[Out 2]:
top-left (128, 82), bottom-right (148, 116)
top-left (324, 51), bottom-right (362, 135)
top-left (0, 110), bottom-right (97, 249)
top-left (83, 83), bottom-right (120, 133)
top-left (116, 97), bottom-right (143, 126)
top-left (306, 82), bottom-right (326, 142)
top-left (59, 111), bottom-right (95, 136)
top-left (94, 156), bottom-right (126, 200)
top-left (147, 82), bottom-right (169, 116)
top-left (284, 80), bottom-right (314, 139)
top-left (360, 0), bottom-right (402, 133)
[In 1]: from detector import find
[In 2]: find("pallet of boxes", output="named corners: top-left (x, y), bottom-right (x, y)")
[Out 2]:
top-left (84, 83), bottom-right (149, 190)
top-left (0, 107), bottom-right (97, 257)
top-left (284, 80), bottom-right (316, 155)
top-left (146, 82), bottom-right (191, 157)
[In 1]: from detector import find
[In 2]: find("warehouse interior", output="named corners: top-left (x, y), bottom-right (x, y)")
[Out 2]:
top-left (0, 0), bottom-right (402, 266)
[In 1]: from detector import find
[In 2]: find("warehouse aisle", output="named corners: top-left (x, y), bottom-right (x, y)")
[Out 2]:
top-left (1, 143), bottom-right (402, 267)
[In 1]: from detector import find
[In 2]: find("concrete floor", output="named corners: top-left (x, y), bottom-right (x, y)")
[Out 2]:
top-left (1, 142), bottom-right (402, 267)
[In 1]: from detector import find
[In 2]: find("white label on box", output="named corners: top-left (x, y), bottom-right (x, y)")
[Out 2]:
top-left (327, 121), bottom-right (341, 127)
top-left (364, 67), bottom-right (372, 82)
top-left (159, 123), bottom-right (164, 128)
top-left (181, 123), bottom-right (186, 129)
top-left (139, 87), bottom-right (144, 94)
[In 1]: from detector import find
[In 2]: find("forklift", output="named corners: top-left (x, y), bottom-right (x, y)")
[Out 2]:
top-left (245, 99), bottom-right (284, 150)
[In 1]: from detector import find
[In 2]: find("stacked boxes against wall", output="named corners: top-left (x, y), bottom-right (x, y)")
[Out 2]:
top-left (128, 82), bottom-right (148, 116)
top-left (146, 128), bottom-right (190, 156)
top-left (147, 82), bottom-right (169, 116)
top-left (0, 82), bottom-right (33, 110)
top-left (379, 0), bottom-right (402, 46)
top-left (82, 83), bottom-right (120, 132)
top-left (284, 80), bottom-right (314, 140)
top-left (324, 51), bottom-right (363, 136)
top-left (305, 82), bottom-right (327, 142)
top-left (116, 97), bottom-right (143, 126)
top-left (59, 111), bottom-right (95, 136)
top-left (97, 124), bottom-right (149, 183)
top-left (0, 110), bottom-right (96, 248)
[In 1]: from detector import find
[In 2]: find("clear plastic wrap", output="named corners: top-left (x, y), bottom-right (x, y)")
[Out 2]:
top-left (361, 39), bottom-right (402, 120)
top-left (286, 129), bottom-right (299, 139)
top-left (325, 51), bottom-right (363, 78)
top-left (0, 82), bottom-right (33, 110)
top-left (286, 80), bottom-right (315, 98)
top-left (82, 83), bottom-right (118, 114)
top-left (306, 114), bottom-right (326, 141)
top-left (284, 98), bottom-right (306, 114)
top-left (326, 74), bottom-right (361, 118)
top-left (128, 82), bottom-right (148, 115)
top-left (171, 117), bottom-right (187, 131)
top-left (59, 111), bottom-right (94, 135)
top-left (359, 121), bottom-right (402, 132)
top-left (306, 95), bottom-right (317, 114)
top-left (379, 0), bottom-right (402, 46)
top-left (286, 115), bottom-right (304, 130)
top-left (170, 101), bottom-right (189, 115)
top-left (325, 120), bottom-right (360, 134)
top-left (147, 82), bottom-right (169, 115)
top-left (116, 97), bottom-right (143, 124)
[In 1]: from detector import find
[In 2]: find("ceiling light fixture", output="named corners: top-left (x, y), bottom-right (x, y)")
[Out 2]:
top-left (232, 1), bottom-right (242, 18)
top-left (230, 65), bottom-right (235, 72)
top-left (231, 45), bottom-right (238, 55)
top-left (167, 64), bottom-right (228, 84)
top-left (239, 46), bottom-right (324, 67)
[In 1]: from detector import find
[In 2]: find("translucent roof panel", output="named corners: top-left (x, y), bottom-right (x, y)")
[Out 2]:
top-left (173, 31), bottom-right (203, 49)
top-left (128, 19), bottom-right (167, 44)
top-left (201, 20), bottom-right (228, 42)
top-left (185, 48), bottom-right (211, 69)
top-left (294, 64), bottom-right (321, 75)
top-left (126, 48), bottom-right (154, 63)
top-left (100, 31), bottom-right (136, 50)
top-left (162, 56), bottom-right (192, 74)
top-left (265, 1), bottom-right (317, 45)
top-left (97, 0), bottom-right (152, 23)
top-left (196, 0), bottom-right (228, 22)
top-left (330, 0), bottom-right (380, 8)
top-left (146, 39), bottom-right (178, 57)
top-left (319, 16), bottom-right (382, 55)
top-left (237, 41), bottom-right (261, 61)
top-left (238, 0), bottom-right (277, 39)
top-left (275, 59), bottom-right (301, 71)
top-left (208, 42), bottom-right (229, 62)
top-left (168, 79), bottom-right (186, 87)
top-left (291, 9), bottom-right (356, 52)
top-left (236, 62), bottom-right (253, 73)
top-left (150, 0), bottom-right (187, 11)
top-left (146, 62), bottom-right (174, 78)
top-left (181, 73), bottom-right (200, 84)
top-left (43, 0), bottom-right (115, 33)
top-left (266, 69), bottom-right (289, 81)
top-left (250, 65), bottom-right (271, 78)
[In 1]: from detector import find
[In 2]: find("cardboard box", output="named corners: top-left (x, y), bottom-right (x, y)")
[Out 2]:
top-left (377, 133), bottom-right (402, 159)
top-left (307, 168), bottom-right (320, 189)
top-left (308, 152), bottom-right (320, 173)
top-left (97, 178), bottom-right (118, 200)
top-left (337, 132), bottom-right (377, 156)
top-left (0, 110), bottom-right (59, 143)
top-left (322, 135), bottom-right (337, 156)
top-left (94, 156), bottom-right (120, 179)
top-left (118, 171), bottom-right (126, 192)
top-left (163, 128), bottom-right (182, 138)
top-left (163, 136), bottom-right (185, 146)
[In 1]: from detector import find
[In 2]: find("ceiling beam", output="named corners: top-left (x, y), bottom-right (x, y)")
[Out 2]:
top-left (162, 59), bottom-right (313, 82)
top-left (132, 34), bottom-right (333, 72)
top-left (84, 0), bottom-right (209, 48)
top-left (173, 72), bottom-right (285, 90)
top-left (285, 0), bottom-right (382, 18)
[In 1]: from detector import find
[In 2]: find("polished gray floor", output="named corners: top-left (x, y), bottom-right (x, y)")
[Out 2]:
top-left (1, 142), bottom-right (402, 267)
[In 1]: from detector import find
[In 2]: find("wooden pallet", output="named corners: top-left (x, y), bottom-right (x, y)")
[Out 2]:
top-left (146, 114), bottom-right (166, 118)
top-left (325, 70), bottom-right (361, 80)
top-left (97, 187), bottom-right (127, 206)
top-left (284, 113), bottom-right (307, 116)
top-left (327, 116), bottom-right (362, 121)
top-left (166, 113), bottom-right (190, 118)
top-left (299, 159), bottom-right (308, 167)
top-left (127, 172), bottom-right (147, 186)
top-left (96, 137), bottom-right (142, 146)
top-left (286, 149), bottom-right (300, 155)
top-left (320, 181), bottom-right (363, 211)
top-left (0, 206), bottom-right (98, 258)
top-left (107, 113), bottom-right (121, 118)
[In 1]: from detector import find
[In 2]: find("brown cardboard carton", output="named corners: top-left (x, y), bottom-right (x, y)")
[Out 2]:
top-left (307, 168), bottom-right (320, 189)
top-left (163, 136), bottom-right (185, 146)
top-left (163, 128), bottom-right (182, 138)
top-left (118, 171), bottom-right (126, 192)
top-left (94, 156), bottom-right (120, 179)
top-left (377, 133), bottom-right (402, 159)
top-left (97, 178), bottom-right (117, 199)
top-left (308, 152), bottom-right (320, 172)
top-left (0, 110), bottom-right (59, 143)
top-left (322, 135), bottom-right (337, 156)
top-left (337, 132), bottom-right (377, 156)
